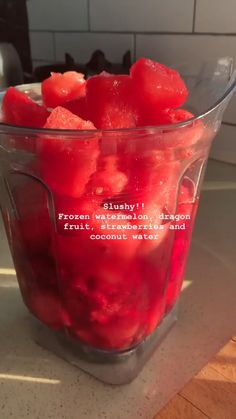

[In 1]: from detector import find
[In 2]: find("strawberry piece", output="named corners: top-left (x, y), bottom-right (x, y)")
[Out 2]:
top-left (2, 87), bottom-right (49, 128)
top-left (42, 71), bottom-right (86, 108)
top-left (131, 58), bottom-right (188, 110)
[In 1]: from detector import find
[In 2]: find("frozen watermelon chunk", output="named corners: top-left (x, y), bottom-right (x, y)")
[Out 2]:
top-left (140, 107), bottom-right (194, 127)
top-left (63, 96), bottom-right (89, 121)
top-left (39, 107), bottom-right (99, 198)
top-left (57, 207), bottom-right (139, 272)
top-left (67, 262), bottom-right (143, 349)
top-left (2, 87), bottom-right (49, 128)
top-left (130, 58), bottom-right (188, 109)
top-left (29, 290), bottom-right (70, 330)
top-left (93, 310), bottom-right (141, 349)
top-left (136, 202), bottom-right (171, 256)
top-left (165, 180), bottom-right (199, 313)
top-left (161, 120), bottom-right (204, 153)
top-left (120, 148), bottom-right (181, 210)
top-left (86, 72), bottom-right (140, 129)
top-left (10, 177), bottom-right (52, 250)
top-left (42, 71), bottom-right (86, 108)
top-left (44, 106), bottom-right (95, 130)
top-left (85, 155), bottom-right (128, 198)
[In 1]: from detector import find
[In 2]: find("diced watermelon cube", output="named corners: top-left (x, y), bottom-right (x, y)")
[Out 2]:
top-left (139, 107), bottom-right (194, 127)
top-left (130, 58), bottom-right (188, 110)
top-left (85, 155), bottom-right (128, 198)
top-left (29, 290), bottom-right (70, 330)
top-left (39, 107), bottom-right (99, 198)
top-left (2, 87), bottom-right (49, 128)
top-left (120, 148), bottom-right (181, 210)
top-left (93, 311), bottom-right (140, 349)
top-left (86, 72), bottom-right (140, 129)
top-left (42, 71), bottom-right (86, 108)
top-left (160, 120), bottom-right (205, 156)
top-left (63, 96), bottom-right (89, 121)
top-left (44, 106), bottom-right (95, 130)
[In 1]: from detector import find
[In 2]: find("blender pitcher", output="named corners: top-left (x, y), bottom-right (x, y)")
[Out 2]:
top-left (0, 58), bottom-right (235, 384)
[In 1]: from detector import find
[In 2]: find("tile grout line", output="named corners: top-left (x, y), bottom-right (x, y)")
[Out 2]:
top-left (222, 121), bottom-right (236, 128)
top-left (29, 29), bottom-right (236, 36)
top-left (192, 0), bottom-right (197, 33)
top-left (178, 393), bottom-right (211, 418)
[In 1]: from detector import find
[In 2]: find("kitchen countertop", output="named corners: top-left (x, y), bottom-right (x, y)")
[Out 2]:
top-left (0, 159), bottom-right (236, 419)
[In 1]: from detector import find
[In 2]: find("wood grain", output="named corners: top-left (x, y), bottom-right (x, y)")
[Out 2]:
top-left (154, 338), bottom-right (236, 419)
top-left (180, 366), bottom-right (236, 419)
top-left (209, 340), bottom-right (236, 382)
top-left (153, 394), bottom-right (208, 419)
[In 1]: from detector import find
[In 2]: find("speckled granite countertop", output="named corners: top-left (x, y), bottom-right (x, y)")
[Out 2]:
top-left (0, 160), bottom-right (236, 419)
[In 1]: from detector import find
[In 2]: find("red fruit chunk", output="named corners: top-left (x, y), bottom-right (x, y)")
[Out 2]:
top-left (55, 195), bottom-right (99, 235)
top-left (86, 72), bottom-right (140, 129)
top-left (163, 109), bottom-right (194, 124)
top-left (2, 87), bottom-right (49, 128)
top-left (120, 148), bottom-right (181, 210)
top-left (165, 177), bottom-right (199, 314)
top-left (42, 71), bottom-right (86, 108)
top-left (130, 58), bottom-right (188, 109)
top-left (93, 311), bottom-right (140, 349)
top-left (56, 207), bottom-right (139, 275)
top-left (8, 176), bottom-right (52, 251)
top-left (140, 107), bottom-right (194, 127)
top-left (86, 155), bottom-right (128, 198)
top-left (136, 202), bottom-right (171, 256)
top-left (29, 290), bottom-right (70, 330)
top-left (90, 208), bottom-right (140, 260)
top-left (44, 106), bottom-right (95, 130)
top-left (63, 96), bottom-right (89, 121)
top-left (40, 108), bottom-right (99, 198)
top-left (161, 120), bottom-right (204, 154)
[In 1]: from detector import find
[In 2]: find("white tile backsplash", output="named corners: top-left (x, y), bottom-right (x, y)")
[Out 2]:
top-left (210, 124), bottom-right (236, 164)
top-left (136, 34), bottom-right (236, 67)
top-left (55, 32), bottom-right (134, 63)
top-left (29, 32), bottom-right (55, 61)
top-left (27, 0), bottom-right (88, 31)
top-left (26, 0), bottom-right (236, 138)
top-left (195, 0), bottom-right (236, 33)
top-left (90, 0), bottom-right (194, 32)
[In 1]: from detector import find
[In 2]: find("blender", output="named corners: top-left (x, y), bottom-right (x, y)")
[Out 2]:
top-left (0, 57), bottom-right (235, 384)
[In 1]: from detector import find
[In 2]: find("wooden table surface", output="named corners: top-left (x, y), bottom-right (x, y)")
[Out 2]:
top-left (154, 337), bottom-right (236, 419)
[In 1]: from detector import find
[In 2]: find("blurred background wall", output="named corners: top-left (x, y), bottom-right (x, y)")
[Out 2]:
top-left (5, 0), bottom-right (236, 162)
